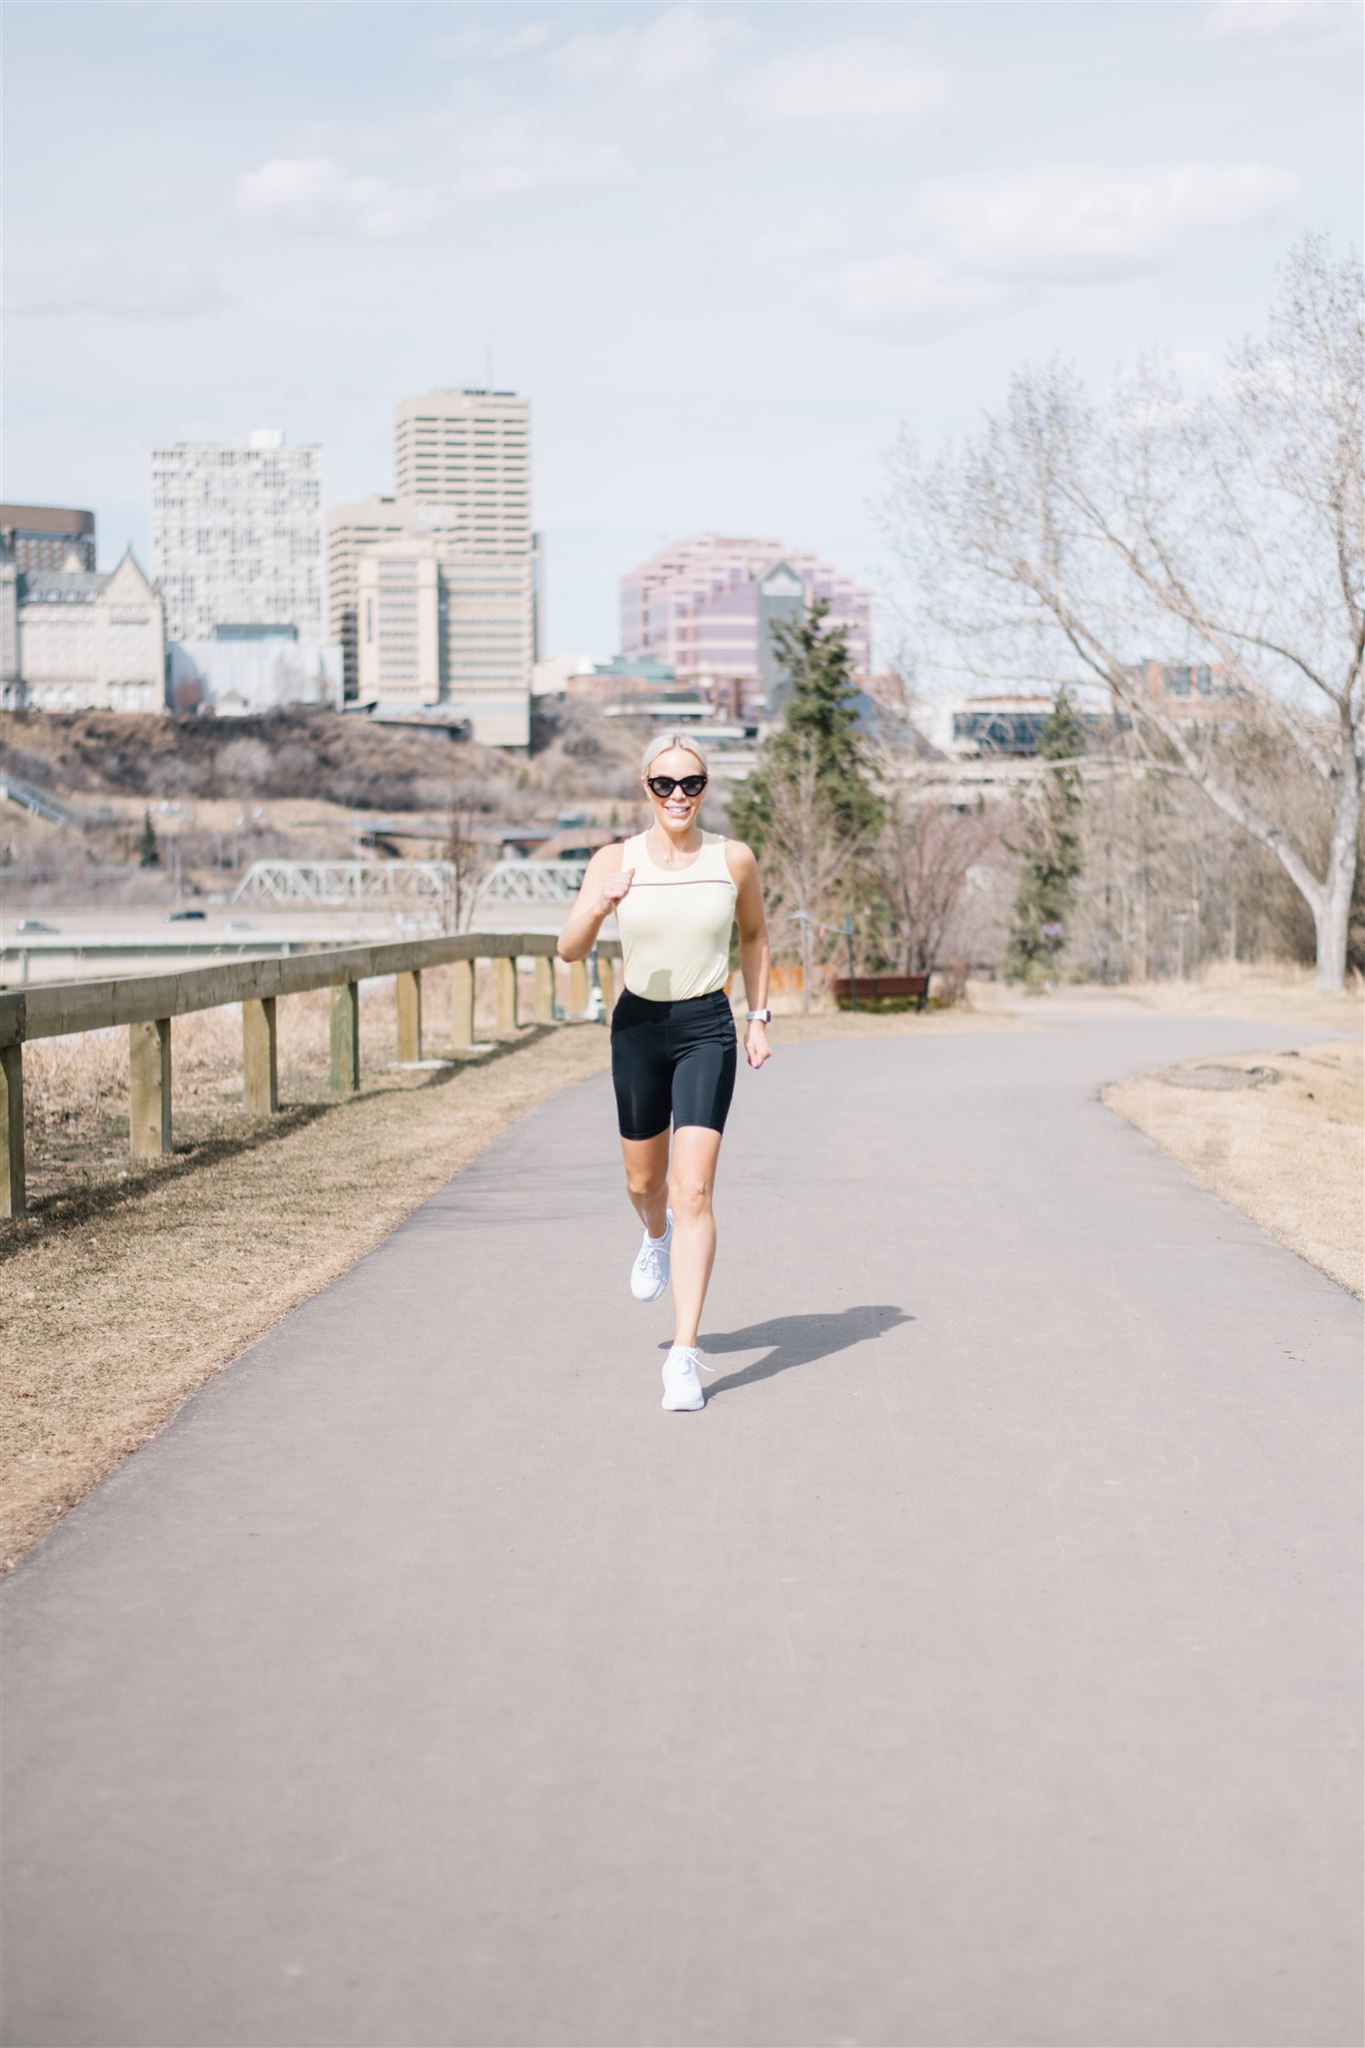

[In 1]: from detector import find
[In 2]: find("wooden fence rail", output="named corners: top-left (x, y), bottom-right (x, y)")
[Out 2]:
top-left (0, 933), bottom-right (622, 1220)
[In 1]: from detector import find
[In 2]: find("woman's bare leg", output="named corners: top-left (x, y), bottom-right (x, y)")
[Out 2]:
top-left (668, 1125), bottom-right (723, 1349)
top-left (620, 1130), bottom-right (670, 1240)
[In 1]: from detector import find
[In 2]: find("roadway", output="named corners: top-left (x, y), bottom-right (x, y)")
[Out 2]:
top-left (2, 1010), bottom-right (1360, 2046)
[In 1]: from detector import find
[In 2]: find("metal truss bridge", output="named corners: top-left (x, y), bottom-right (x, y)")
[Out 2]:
top-left (233, 859), bottom-right (590, 907)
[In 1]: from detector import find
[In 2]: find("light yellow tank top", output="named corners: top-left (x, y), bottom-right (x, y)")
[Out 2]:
top-left (615, 830), bottom-right (738, 1002)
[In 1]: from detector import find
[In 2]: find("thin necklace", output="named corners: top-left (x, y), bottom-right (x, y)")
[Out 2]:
top-left (647, 824), bottom-right (703, 868)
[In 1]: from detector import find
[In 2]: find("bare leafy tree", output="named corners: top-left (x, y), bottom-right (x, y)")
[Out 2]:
top-left (875, 774), bottom-right (1006, 976)
top-left (886, 232), bottom-right (1363, 991)
top-left (759, 739), bottom-right (857, 1011)
top-left (442, 779), bottom-right (488, 934)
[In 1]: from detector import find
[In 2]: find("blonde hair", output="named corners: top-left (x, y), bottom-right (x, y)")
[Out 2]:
top-left (640, 730), bottom-right (709, 778)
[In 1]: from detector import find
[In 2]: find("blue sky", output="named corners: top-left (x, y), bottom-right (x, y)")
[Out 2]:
top-left (6, 1), bottom-right (1360, 660)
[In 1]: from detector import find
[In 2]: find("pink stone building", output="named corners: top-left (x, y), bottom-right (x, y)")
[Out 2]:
top-left (620, 534), bottom-right (873, 720)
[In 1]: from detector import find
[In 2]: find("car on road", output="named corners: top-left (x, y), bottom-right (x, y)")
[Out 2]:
top-left (15, 919), bottom-right (57, 934)
top-left (167, 909), bottom-right (207, 922)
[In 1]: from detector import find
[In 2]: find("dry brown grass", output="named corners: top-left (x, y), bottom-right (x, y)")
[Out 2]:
top-left (1117, 958), bottom-right (1365, 1033)
top-left (1104, 1039), bottom-right (1364, 1297)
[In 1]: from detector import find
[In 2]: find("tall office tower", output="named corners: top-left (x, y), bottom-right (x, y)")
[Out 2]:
top-left (393, 388), bottom-right (532, 555)
top-left (620, 534), bottom-right (874, 721)
top-left (368, 385), bottom-right (540, 745)
top-left (0, 504), bottom-right (96, 572)
top-left (150, 428), bottom-right (324, 642)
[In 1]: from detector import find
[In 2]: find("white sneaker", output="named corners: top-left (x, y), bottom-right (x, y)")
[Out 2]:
top-left (661, 1345), bottom-right (710, 1412)
top-left (630, 1212), bottom-right (673, 1302)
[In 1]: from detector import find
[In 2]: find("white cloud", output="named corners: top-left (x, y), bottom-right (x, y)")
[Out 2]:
top-left (7, 247), bottom-right (226, 319)
top-left (1201, 1), bottom-right (1355, 42)
top-left (236, 156), bottom-right (446, 239)
top-left (451, 116), bottom-right (631, 198)
top-left (824, 254), bottom-right (1024, 342)
top-left (914, 163), bottom-right (1302, 283)
top-left (760, 162), bottom-right (1302, 344)
top-left (434, 21), bottom-right (551, 61)
top-left (558, 6), bottom-right (742, 91)
top-left (748, 39), bottom-right (952, 126)
top-left (236, 126), bottom-right (627, 237)
top-left (494, 23), bottom-right (552, 58)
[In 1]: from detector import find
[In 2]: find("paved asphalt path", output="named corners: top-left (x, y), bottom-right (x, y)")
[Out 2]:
top-left (3, 1012), bottom-right (1361, 2048)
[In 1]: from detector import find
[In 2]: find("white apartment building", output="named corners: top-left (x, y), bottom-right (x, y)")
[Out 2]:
top-left (2, 549), bottom-right (166, 712)
top-left (150, 427), bottom-right (324, 643)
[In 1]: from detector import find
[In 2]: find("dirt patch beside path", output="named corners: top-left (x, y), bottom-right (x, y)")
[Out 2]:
top-left (1104, 1040), bottom-right (1364, 1298)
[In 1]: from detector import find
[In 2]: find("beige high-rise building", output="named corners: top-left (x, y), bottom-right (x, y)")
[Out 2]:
top-left (327, 495), bottom-right (412, 701)
top-left (393, 388), bottom-right (532, 557)
top-left (356, 540), bottom-right (442, 705)
top-left (329, 388), bottom-right (536, 745)
top-left (353, 526), bottom-right (534, 747)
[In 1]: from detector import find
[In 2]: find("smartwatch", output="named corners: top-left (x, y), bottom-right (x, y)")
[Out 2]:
top-left (746, 1008), bottom-right (772, 1024)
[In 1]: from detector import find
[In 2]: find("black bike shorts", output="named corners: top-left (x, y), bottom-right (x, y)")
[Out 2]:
top-left (610, 986), bottom-right (738, 1141)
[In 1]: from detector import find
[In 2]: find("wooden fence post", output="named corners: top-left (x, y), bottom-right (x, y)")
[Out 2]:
top-left (242, 996), bottom-right (278, 1115)
top-left (1, 1044), bottom-right (25, 1219)
top-left (531, 956), bottom-right (555, 1025)
top-left (598, 954), bottom-right (615, 1016)
top-left (396, 970), bottom-right (423, 1063)
top-left (330, 983), bottom-right (360, 1092)
top-left (451, 959), bottom-right (475, 1050)
top-left (129, 1018), bottom-right (172, 1158)
top-left (568, 958), bottom-right (589, 1015)
top-left (495, 956), bottom-right (519, 1034)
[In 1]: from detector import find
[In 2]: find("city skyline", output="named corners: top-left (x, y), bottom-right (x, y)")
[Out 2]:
top-left (6, 1), bottom-right (1361, 661)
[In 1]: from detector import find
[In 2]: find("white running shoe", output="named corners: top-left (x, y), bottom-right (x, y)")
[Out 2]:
top-left (630, 1212), bottom-right (673, 1302)
top-left (661, 1344), bottom-right (711, 1412)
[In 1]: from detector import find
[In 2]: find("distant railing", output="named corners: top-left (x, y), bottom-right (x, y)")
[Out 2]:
top-left (234, 860), bottom-right (451, 903)
top-left (232, 859), bottom-right (591, 905)
top-left (0, 932), bottom-right (622, 1219)
top-left (0, 770), bottom-right (103, 831)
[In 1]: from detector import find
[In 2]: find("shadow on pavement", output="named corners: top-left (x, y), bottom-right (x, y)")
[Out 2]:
top-left (674, 1304), bottom-right (912, 1398)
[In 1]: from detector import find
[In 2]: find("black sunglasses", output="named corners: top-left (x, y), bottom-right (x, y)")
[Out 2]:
top-left (646, 774), bottom-right (708, 800)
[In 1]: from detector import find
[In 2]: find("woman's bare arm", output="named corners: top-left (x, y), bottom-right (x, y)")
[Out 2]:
top-left (726, 840), bottom-right (772, 1069)
top-left (557, 843), bottom-right (631, 963)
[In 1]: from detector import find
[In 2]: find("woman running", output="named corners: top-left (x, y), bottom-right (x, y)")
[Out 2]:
top-left (558, 733), bottom-right (772, 1411)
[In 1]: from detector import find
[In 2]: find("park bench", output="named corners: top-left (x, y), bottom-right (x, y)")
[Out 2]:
top-left (833, 973), bottom-right (931, 1012)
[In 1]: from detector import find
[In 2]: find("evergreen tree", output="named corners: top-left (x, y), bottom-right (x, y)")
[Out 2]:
top-left (730, 600), bottom-right (883, 858)
top-left (1004, 688), bottom-right (1086, 983)
top-left (137, 808), bottom-right (161, 870)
